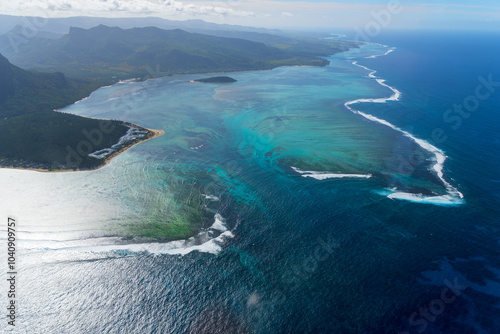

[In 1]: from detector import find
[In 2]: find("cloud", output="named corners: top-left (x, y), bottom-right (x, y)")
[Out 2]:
top-left (0, 0), bottom-right (256, 19)
top-left (1, 0), bottom-right (498, 30)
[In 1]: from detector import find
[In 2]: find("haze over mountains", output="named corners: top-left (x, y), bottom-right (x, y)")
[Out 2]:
top-left (0, 53), bottom-right (98, 117)
top-left (0, 15), bottom-right (357, 81)
top-left (1, 25), bottom-right (335, 80)
top-left (0, 14), bottom-right (279, 36)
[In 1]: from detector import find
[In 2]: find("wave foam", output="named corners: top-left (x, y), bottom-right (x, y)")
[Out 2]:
top-left (202, 194), bottom-right (220, 201)
top-left (346, 46), bottom-right (464, 205)
top-left (22, 214), bottom-right (234, 260)
top-left (366, 47), bottom-right (396, 59)
top-left (377, 189), bottom-right (463, 206)
top-left (292, 166), bottom-right (372, 180)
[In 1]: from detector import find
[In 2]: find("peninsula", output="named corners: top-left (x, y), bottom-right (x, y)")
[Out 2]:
top-left (0, 52), bottom-right (163, 172)
top-left (0, 24), bottom-right (358, 172)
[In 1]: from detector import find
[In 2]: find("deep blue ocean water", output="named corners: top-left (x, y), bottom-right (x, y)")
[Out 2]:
top-left (1, 30), bottom-right (499, 333)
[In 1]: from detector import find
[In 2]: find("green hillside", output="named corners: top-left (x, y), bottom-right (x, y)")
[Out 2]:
top-left (5, 25), bottom-right (334, 80)
top-left (0, 54), bottom-right (101, 117)
top-left (0, 53), bottom-right (129, 170)
top-left (0, 25), bottom-right (358, 171)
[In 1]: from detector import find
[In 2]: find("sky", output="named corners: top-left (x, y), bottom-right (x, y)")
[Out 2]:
top-left (0, 0), bottom-right (499, 31)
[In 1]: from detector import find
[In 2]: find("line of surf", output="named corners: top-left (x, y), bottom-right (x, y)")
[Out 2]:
top-left (292, 167), bottom-right (372, 180)
top-left (345, 47), bottom-right (464, 205)
top-left (365, 47), bottom-right (396, 59)
top-left (19, 214), bottom-right (234, 260)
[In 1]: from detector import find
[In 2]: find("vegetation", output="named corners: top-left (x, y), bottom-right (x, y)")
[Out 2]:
top-left (0, 111), bottom-right (129, 170)
top-left (194, 76), bottom-right (237, 83)
top-left (0, 54), bottom-right (102, 117)
top-left (3, 25), bottom-right (337, 81)
top-left (0, 25), bottom-right (358, 171)
top-left (195, 30), bottom-right (359, 57)
top-left (0, 53), bottom-right (131, 170)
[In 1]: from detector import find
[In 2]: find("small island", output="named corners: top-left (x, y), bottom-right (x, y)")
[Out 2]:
top-left (193, 76), bottom-right (237, 84)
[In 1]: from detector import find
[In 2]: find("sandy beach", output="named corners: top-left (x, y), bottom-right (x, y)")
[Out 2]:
top-left (0, 127), bottom-right (164, 173)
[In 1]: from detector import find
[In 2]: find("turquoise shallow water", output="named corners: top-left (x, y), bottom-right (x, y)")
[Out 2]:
top-left (1, 32), bottom-right (499, 333)
top-left (61, 41), bottom-right (450, 216)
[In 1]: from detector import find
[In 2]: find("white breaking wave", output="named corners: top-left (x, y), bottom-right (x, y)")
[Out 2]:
top-left (21, 214), bottom-right (234, 261)
top-left (292, 167), bottom-right (372, 180)
top-left (345, 46), bottom-right (464, 205)
top-left (118, 213), bottom-right (235, 256)
top-left (202, 194), bottom-right (220, 201)
top-left (365, 47), bottom-right (396, 59)
top-left (117, 78), bottom-right (139, 84)
top-left (73, 95), bottom-right (91, 105)
top-left (353, 61), bottom-right (377, 78)
top-left (376, 190), bottom-right (463, 206)
top-left (352, 61), bottom-right (402, 99)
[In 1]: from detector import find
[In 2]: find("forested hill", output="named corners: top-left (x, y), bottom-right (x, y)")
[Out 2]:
top-left (0, 53), bottom-right (99, 118)
top-left (0, 53), bottom-right (128, 170)
top-left (0, 24), bottom-right (358, 171)
top-left (4, 25), bottom-right (335, 80)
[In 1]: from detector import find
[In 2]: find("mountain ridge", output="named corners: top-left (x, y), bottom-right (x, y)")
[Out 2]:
top-left (0, 24), bottom-right (351, 81)
top-left (0, 52), bottom-right (99, 117)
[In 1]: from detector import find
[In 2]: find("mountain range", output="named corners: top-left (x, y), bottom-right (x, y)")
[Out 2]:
top-left (0, 24), bottom-right (355, 81)
top-left (0, 17), bottom-right (358, 170)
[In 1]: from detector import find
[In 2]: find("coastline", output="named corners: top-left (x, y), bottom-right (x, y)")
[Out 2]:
top-left (0, 43), bottom-right (360, 175)
top-left (0, 127), bottom-right (164, 173)
top-left (89, 127), bottom-right (165, 173)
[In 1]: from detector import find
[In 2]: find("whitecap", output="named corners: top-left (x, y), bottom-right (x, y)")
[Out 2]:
top-left (345, 47), bottom-right (465, 205)
top-left (21, 213), bottom-right (235, 261)
top-left (376, 189), bottom-right (464, 206)
top-left (291, 166), bottom-right (372, 180)
top-left (202, 194), bottom-right (220, 201)
top-left (365, 47), bottom-right (396, 59)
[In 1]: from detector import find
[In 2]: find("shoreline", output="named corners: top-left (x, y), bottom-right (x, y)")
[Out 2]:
top-left (0, 44), bottom-right (360, 175)
top-left (116, 43), bottom-right (361, 87)
top-left (0, 127), bottom-right (164, 173)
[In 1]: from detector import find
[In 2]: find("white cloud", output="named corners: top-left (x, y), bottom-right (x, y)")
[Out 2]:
top-left (0, 0), bottom-right (498, 30)
top-left (0, 0), bottom-right (257, 19)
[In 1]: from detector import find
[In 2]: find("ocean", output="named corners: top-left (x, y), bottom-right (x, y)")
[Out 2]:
top-left (1, 30), bottom-right (499, 333)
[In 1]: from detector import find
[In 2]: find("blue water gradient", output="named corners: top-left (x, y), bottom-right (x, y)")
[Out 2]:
top-left (1, 30), bottom-right (499, 333)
